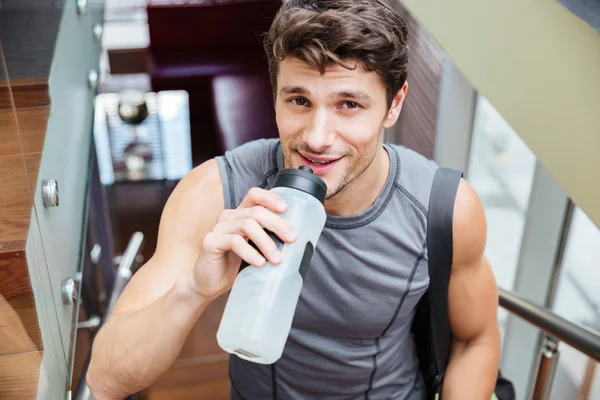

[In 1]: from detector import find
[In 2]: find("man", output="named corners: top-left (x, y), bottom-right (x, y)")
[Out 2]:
top-left (87, 1), bottom-right (501, 398)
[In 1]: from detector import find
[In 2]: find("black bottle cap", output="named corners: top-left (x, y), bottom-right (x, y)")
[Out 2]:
top-left (273, 167), bottom-right (327, 204)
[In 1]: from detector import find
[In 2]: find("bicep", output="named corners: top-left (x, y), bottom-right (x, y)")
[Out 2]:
top-left (448, 256), bottom-right (499, 342)
top-left (448, 179), bottom-right (499, 343)
top-left (110, 160), bottom-right (224, 317)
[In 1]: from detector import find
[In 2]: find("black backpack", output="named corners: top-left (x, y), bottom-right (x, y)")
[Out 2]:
top-left (412, 167), bottom-right (516, 400)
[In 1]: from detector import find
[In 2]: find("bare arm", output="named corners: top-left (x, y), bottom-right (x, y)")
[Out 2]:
top-left (442, 179), bottom-right (501, 400)
top-left (87, 159), bottom-right (295, 400)
top-left (86, 160), bottom-right (224, 399)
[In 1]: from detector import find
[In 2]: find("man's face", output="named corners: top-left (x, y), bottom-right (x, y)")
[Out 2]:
top-left (275, 57), bottom-right (405, 199)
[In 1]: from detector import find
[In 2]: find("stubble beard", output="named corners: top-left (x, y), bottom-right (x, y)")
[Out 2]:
top-left (325, 134), bottom-right (381, 200)
top-left (282, 128), bottom-right (384, 200)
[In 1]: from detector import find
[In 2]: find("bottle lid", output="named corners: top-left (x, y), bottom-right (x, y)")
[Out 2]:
top-left (273, 166), bottom-right (327, 204)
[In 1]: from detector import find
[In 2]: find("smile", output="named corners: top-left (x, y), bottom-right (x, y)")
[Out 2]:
top-left (306, 158), bottom-right (333, 165)
top-left (298, 152), bottom-right (343, 175)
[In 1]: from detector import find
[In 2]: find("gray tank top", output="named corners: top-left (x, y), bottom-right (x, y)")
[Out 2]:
top-left (216, 139), bottom-right (438, 400)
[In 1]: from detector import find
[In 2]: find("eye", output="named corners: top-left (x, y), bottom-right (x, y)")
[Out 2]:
top-left (341, 101), bottom-right (360, 110)
top-left (289, 97), bottom-right (310, 107)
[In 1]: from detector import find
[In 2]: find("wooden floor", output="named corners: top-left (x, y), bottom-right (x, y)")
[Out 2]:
top-left (108, 181), bottom-right (231, 400)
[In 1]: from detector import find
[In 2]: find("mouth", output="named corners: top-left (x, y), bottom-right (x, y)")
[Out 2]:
top-left (298, 151), bottom-right (343, 175)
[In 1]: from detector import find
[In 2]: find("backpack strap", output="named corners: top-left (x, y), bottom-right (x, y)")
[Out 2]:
top-left (415, 167), bottom-right (517, 400)
top-left (412, 167), bottom-right (463, 399)
top-left (427, 167), bottom-right (463, 381)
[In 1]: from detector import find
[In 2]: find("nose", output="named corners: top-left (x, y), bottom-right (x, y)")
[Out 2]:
top-left (302, 108), bottom-right (335, 153)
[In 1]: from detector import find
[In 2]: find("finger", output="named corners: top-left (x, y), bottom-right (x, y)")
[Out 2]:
top-left (204, 232), bottom-right (265, 267)
top-left (217, 206), bottom-right (296, 243)
top-left (213, 219), bottom-right (284, 264)
top-left (227, 234), bottom-right (267, 267)
top-left (224, 219), bottom-right (282, 264)
top-left (238, 187), bottom-right (287, 213)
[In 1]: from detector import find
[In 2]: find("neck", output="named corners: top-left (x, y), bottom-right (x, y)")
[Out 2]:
top-left (324, 145), bottom-right (390, 216)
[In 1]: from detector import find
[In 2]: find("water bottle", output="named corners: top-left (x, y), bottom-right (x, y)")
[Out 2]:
top-left (216, 166), bottom-right (327, 364)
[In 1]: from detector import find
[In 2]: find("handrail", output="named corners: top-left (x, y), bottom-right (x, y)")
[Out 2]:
top-left (500, 288), bottom-right (600, 399)
top-left (105, 231), bottom-right (145, 318)
top-left (74, 232), bottom-right (145, 400)
top-left (499, 288), bottom-right (600, 363)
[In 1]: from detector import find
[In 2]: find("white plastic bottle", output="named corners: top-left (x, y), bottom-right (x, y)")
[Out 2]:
top-left (216, 166), bottom-right (327, 364)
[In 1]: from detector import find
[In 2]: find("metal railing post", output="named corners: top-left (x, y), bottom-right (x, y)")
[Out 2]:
top-left (75, 232), bottom-right (144, 400)
top-left (532, 336), bottom-right (560, 400)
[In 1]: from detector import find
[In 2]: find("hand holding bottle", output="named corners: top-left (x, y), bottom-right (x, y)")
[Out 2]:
top-left (192, 187), bottom-right (297, 301)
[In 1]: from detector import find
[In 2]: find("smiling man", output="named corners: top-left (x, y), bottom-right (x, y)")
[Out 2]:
top-left (87, 1), bottom-right (501, 399)
top-left (275, 57), bottom-right (396, 217)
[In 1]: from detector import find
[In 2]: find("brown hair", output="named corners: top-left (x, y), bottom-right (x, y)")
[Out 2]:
top-left (264, 0), bottom-right (409, 108)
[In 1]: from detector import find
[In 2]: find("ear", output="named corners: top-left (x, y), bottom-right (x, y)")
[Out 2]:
top-left (382, 82), bottom-right (408, 129)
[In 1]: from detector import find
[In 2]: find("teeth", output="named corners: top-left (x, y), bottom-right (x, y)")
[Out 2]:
top-left (309, 158), bottom-right (329, 165)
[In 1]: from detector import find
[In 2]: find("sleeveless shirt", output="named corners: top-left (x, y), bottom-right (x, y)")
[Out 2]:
top-left (215, 139), bottom-right (438, 400)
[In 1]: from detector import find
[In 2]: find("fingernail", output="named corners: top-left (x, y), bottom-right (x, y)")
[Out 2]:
top-left (278, 201), bottom-right (287, 211)
top-left (271, 251), bottom-right (282, 263)
top-left (255, 256), bottom-right (266, 266)
top-left (288, 231), bottom-right (297, 242)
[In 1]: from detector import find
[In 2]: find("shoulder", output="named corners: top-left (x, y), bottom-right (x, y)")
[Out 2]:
top-left (216, 139), bottom-right (281, 209)
top-left (452, 178), bottom-right (487, 269)
top-left (156, 159), bottom-right (224, 254)
top-left (217, 138), bottom-right (280, 179)
top-left (386, 143), bottom-right (439, 214)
